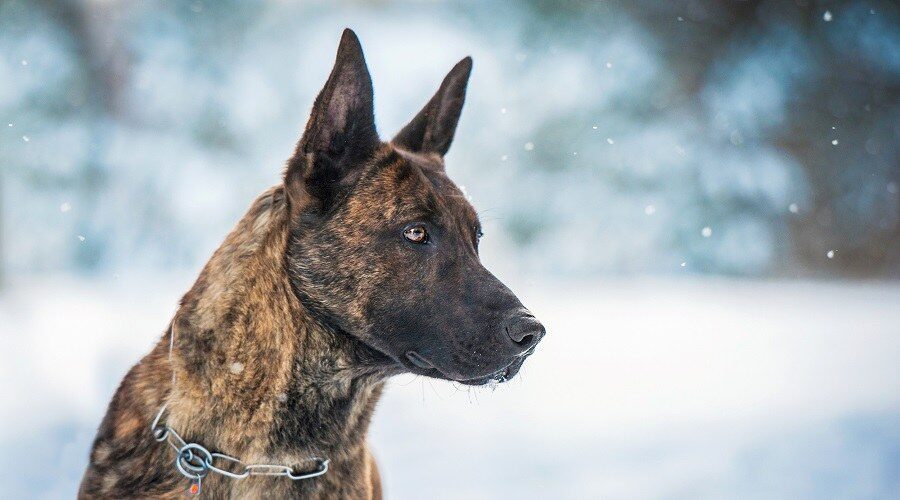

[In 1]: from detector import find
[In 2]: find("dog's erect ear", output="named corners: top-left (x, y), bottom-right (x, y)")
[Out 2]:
top-left (392, 56), bottom-right (472, 156)
top-left (285, 29), bottom-right (379, 212)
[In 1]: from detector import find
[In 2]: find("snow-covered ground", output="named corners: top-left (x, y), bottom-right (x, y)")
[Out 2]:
top-left (1, 275), bottom-right (898, 498)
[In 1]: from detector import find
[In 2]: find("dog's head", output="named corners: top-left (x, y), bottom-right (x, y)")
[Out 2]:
top-left (284, 29), bottom-right (544, 385)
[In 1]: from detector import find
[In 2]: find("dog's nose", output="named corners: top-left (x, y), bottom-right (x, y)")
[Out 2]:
top-left (504, 312), bottom-right (545, 353)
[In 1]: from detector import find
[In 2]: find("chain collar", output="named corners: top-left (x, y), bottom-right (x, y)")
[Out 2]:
top-left (152, 324), bottom-right (329, 495)
top-left (150, 404), bottom-right (329, 495)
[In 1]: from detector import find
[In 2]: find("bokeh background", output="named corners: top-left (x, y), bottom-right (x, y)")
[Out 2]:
top-left (1, 0), bottom-right (898, 498)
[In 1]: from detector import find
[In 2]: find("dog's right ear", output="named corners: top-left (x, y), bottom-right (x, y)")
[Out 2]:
top-left (285, 29), bottom-right (379, 214)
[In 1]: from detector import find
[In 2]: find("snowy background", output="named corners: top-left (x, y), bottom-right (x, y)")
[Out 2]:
top-left (1, 0), bottom-right (899, 498)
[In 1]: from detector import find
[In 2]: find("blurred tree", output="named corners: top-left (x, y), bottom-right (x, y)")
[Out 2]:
top-left (1, 0), bottom-right (896, 278)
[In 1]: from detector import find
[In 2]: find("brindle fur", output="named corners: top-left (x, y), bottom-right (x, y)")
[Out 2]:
top-left (80, 29), bottom-right (543, 499)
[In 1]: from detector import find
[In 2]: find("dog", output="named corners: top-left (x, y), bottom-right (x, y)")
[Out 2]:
top-left (79, 29), bottom-right (545, 499)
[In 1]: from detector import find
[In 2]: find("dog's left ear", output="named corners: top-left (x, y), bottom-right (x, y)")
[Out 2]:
top-left (285, 29), bottom-right (379, 213)
top-left (392, 56), bottom-right (472, 156)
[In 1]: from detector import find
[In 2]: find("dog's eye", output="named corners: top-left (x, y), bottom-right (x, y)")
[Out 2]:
top-left (404, 226), bottom-right (428, 244)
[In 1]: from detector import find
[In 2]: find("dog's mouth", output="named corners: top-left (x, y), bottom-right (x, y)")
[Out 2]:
top-left (404, 350), bottom-right (529, 386)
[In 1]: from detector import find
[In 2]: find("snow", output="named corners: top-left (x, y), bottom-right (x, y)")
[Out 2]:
top-left (1, 275), bottom-right (898, 498)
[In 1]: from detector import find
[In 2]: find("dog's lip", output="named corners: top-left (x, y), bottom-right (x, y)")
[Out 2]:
top-left (454, 362), bottom-right (516, 386)
top-left (405, 351), bottom-right (434, 370)
top-left (403, 350), bottom-right (525, 386)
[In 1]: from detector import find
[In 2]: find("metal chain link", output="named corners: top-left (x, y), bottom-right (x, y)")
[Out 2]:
top-left (150, 323), bottom-right (330, 495)
top-left (151, 404), bottom-right (329, 493)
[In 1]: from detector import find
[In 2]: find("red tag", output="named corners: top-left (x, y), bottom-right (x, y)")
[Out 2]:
top-left (189, 482), bottom-right (201, 496)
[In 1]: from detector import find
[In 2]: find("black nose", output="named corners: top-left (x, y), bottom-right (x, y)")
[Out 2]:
top-left (504, 312), bottom-right (545, 353)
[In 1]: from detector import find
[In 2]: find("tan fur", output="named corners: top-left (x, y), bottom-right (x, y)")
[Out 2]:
top-left (80, 187), bottom-right (385, 498)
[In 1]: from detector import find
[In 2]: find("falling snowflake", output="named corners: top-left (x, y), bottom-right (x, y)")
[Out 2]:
top-left (59, 202), bottom-right (71, 213)
top-left (644, 205), bottom-right (656, 216)
top-left (78, 235), bottom-right (86, 242)
top-left (823, 10), bottom-right (833, 22)
top-left (229, 362), bottom-right (244, 374)
top-left (524, 142), bottom-right (534, 151)
top-left (606, 138), bottom-right (614, 145)
top-left (701, 227), bottom-right (712, 238)
top-left (680, 262), bottom-right (686, 268)
top-left (831, 139), bottom-right (839, 145)
top-left (592, 125), bottom-right (598, 130)
top-left (22, 135), bottom-right (29, 142)
top-left (500, 155), bottom-right (508, 161)
top-left (789, 203), bottom-right (799, 214)
top-left (605, 62), bottom-right (612, 68)
top-left (500, 107), bottom-right (507, 114)
top-left (21, 60), bottom-right (27, 66)
top-left (826, 250), bottom-right (835, 259)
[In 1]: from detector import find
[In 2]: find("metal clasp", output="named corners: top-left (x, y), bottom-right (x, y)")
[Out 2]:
top-left (175, 443), bottom-right (212, 480)
top-left (287, 458), bottom-right (330, 480)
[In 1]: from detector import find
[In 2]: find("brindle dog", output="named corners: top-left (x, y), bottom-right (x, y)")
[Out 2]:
top-left (79, 29), bottom-right (545, 499)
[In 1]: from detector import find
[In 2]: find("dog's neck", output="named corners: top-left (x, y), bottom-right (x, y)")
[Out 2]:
top-left (165, 186), bottom-right (387, 466)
